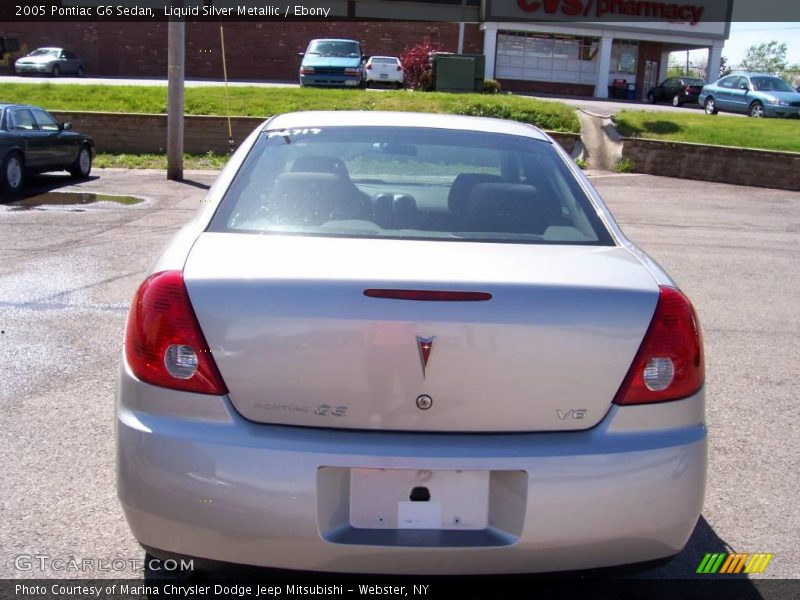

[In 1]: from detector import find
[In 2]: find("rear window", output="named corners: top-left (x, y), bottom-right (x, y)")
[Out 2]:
top-left (209, 126), bottom-right (614, 246)
top-left (371, 57), bottom-right (399, 65)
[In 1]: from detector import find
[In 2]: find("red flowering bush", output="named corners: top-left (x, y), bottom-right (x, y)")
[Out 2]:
top-left (400, 38), bottom-right (446, 90)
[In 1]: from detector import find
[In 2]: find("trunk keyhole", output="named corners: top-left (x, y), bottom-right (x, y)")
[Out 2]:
top-left (410, 486), bottom-right (430, 502)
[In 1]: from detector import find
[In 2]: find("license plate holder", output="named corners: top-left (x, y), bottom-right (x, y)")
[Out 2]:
top-left (349, 468), bottom-right (490, 530)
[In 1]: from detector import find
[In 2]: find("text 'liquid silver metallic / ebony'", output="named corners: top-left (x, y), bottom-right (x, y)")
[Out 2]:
top-left (416, 395), bottom-right (433, 410)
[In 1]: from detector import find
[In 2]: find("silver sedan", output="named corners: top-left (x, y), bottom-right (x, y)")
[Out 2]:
top-left (14, 47), bottom-right (84, 77)
top-left (117, 111), bottom-right (706, 575)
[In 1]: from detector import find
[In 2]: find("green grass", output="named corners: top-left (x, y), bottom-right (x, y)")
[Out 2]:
top-left (94, 152), bottom-right (229, 170)
top-left (615, 110), bottom-right (800, 153)
top-left (0, 83), bottom-right (580, 133)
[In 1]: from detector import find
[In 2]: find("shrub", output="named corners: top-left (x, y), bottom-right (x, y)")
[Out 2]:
top-left (400, 38), bottom-right (445, 90)
top-left (417, 70), bottom-right (434, 92)
top-left (483, 79), bottom-right (501, 94)
top-left (614, 157), bottom-right (635, 173)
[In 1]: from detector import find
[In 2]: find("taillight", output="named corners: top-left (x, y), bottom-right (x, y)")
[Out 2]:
top-left (366, 64), bottom-right (373, 70)
top-left (397, 65), bottom-right (402, 71)
top-left (613, 286), bottom-right (703, 405)
top-left (125, 271), bottom-right (227, 395)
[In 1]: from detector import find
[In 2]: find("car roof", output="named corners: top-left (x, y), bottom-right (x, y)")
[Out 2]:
top-left (728, 72), bottom-right (782, 78)
top-left (369, 56), bottom-right (400, 60)
top-left (308, 39), bottom-right (359, 43)
top-left (0, 103), bottom-right (42, 110)
top-left (34, 47), bottom-right (63, 51)
top-left (264, 111), bottom-right (550, 142)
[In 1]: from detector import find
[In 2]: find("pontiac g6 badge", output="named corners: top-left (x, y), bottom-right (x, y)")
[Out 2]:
top-left (416, 336), bottom-right (435, 377)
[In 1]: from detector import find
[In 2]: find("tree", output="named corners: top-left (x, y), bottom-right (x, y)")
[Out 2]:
top-left (719, 56), bottom-right (731, 78)
top-left (740, 41), bottom-right (787, 74)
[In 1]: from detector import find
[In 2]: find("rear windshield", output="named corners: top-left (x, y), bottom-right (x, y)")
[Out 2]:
top-left (209, 126), bottom-right (614, 246)
top-left (307, 40), bottom-right (360, 58)
top-left (372, 57), bottom-right (399, 65)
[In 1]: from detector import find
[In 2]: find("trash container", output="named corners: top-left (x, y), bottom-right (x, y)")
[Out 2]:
top-left (611, 79), bottom-right (627, 99)
top-left (626, 83), bottom-right (636, 100)
top-left (433, 54), bottom-right (482, 93)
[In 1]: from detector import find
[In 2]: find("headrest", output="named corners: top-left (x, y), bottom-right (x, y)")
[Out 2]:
top-left (265, 172), bottom-right (364, 225)
top-left (464, 182), bottom-right (555, 235)
top-left (447, 173), bottom-right (503, 215)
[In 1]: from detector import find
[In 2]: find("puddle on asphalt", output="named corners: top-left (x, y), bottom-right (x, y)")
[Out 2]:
top-left (2, 192), bottom-right (145, 211)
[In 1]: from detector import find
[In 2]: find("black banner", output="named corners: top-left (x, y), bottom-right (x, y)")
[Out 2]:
top-left (0, 0), bottom-right (798, 22)
top-left (2, 578), bottom-right (800, 600)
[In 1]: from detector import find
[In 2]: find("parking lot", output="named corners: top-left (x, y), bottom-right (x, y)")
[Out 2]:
top-left (0, 168), bottom-right (798, 580)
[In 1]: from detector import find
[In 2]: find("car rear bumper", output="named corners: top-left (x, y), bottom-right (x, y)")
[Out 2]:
top-left (366, 74), bottom-right (404, 84)
top-left (117, 359), bottom-right (706, 575)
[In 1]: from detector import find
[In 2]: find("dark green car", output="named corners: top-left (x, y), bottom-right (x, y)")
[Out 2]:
top-left (0, 103), bottom-right (93, 195)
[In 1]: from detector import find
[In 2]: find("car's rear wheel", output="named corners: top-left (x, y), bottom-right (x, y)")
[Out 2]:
top-left (52, 65), bottom-right (60, 77)
top-left (704, 97), bottom-right (718, 115)
top-left (647, 92), bottom-right (656, 104)
top-left (749, 101), bottom-right (765, 118)
top-left (69, 146), bottom-right (92, 179)
top-left (672, 94), bottom-right (682, 107)
top-left (2, 152), bottom-right (24, 194)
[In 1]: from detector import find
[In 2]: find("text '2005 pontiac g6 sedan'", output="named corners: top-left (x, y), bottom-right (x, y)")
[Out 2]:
top-left (117, 111), bottom-right (706, 575)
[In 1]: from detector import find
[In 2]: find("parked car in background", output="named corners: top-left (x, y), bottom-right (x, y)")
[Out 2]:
top-left (14, 47), bottom-right (85, 77)
top-left (646, 77), bottom-right (705, 106)
top-left (0, 104), bottom-right (93, 194)
top-left (364, 56), bottom-right (404, 88)
top-left (118, 110), bottom-right (706, 575)
top-left (699, 73), bottom-right (800, 118)
top-left (298, 39), bottom-right (364, 88)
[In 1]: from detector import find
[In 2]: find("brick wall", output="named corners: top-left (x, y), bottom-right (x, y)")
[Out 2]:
top-left (1, 22), bottom-right (483, 80)
top-left (622, 138), bottom-right (800, 192)
top-left (51, 111), bottom-right (266, 154)
top-left (50, 111), bottom-right (579, 156)
top-left (635, 41), bottom-right (663, 101)
top-left (497, 79), bottom-right (595, 97)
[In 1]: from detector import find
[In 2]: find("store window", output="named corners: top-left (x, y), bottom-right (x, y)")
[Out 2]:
top-left (496, 32), bottom-right (599, 84)
top-left (611, 41), bottom-right (639, 75)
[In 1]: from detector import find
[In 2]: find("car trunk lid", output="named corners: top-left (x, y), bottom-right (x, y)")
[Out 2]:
top-left (183, 233), bottom-right (659, 432)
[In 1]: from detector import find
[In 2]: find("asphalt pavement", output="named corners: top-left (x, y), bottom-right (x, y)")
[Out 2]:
top-left (0, 168), bottom-right (797, 580)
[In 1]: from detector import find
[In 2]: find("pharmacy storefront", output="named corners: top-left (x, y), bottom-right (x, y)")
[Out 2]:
top-left (480, 0), bottom-right (732, 98)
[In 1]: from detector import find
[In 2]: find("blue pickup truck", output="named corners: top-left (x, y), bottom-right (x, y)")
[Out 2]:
top-left (299, 39), bottom-right (365, 88)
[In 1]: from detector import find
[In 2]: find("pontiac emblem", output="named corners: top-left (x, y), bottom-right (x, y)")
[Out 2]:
top-left (416, 336), bottom-right (436, 377)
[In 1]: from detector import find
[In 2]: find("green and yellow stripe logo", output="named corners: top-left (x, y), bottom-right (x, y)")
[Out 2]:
top-left (696, 553), bottom-right (773, 574)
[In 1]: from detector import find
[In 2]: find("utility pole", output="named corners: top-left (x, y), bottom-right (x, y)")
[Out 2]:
top-left (167, 8), bottom-right (185, 181)
top-left (457, 0), bottom-right (466, 54)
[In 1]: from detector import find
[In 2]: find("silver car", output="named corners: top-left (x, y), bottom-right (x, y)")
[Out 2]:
top-left (14, 47), bottom-right (84, 77)
top-left (117, 111), bottom-right (706, 574)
